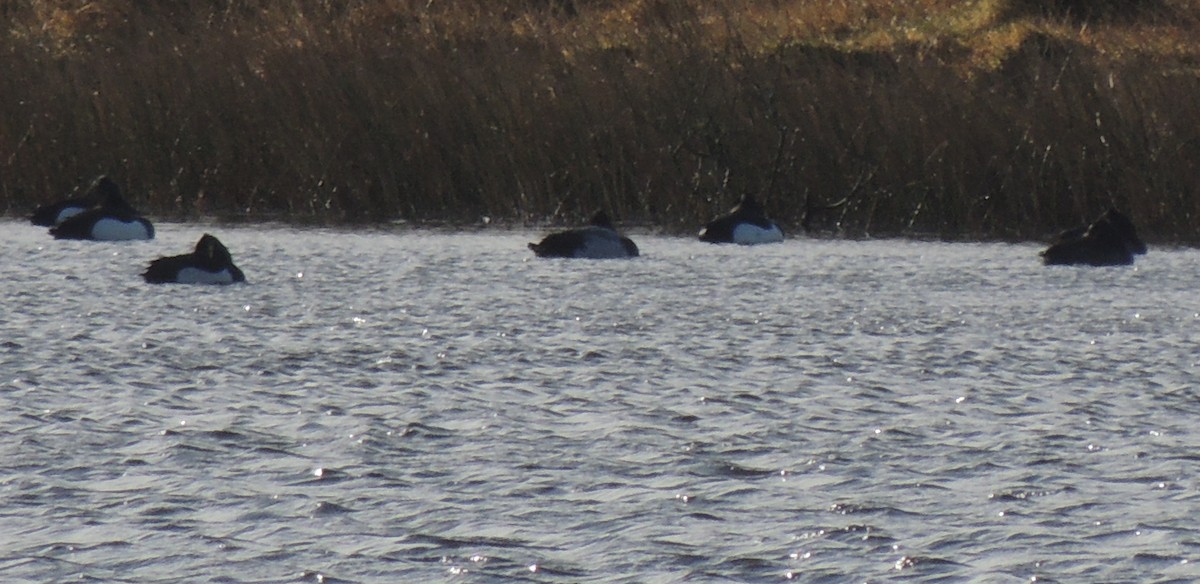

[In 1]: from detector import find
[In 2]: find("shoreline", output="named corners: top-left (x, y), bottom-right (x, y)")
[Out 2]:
top-left (10, 215), bottom-right (1178, 250)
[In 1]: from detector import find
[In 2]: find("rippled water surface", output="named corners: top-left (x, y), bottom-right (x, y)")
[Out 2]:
top-left (3, 221), bottom-right (1200, 583)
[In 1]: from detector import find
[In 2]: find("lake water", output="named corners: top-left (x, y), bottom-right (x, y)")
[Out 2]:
top-left (1, 220), bottom-right (1198, 583)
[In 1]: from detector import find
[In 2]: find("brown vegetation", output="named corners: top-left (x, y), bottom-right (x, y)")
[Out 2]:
top-left (3, 0), bottom-right (1200, 242)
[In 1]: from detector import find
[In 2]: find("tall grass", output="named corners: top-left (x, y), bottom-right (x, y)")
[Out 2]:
top-left (3, 0), bottom-right (1200, 242)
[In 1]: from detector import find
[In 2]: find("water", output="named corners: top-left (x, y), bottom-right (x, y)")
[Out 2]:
top-left (1, 220), bottom-right (1199, 583)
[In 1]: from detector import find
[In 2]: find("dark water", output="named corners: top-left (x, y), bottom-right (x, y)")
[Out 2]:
top-left (2, 221), bottom-right (1198, 583)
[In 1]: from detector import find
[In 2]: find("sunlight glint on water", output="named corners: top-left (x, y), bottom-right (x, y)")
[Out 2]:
top-left (1, 221), bottom-right (1199, 582)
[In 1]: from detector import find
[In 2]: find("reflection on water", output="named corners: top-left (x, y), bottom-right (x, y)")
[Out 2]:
top-left (1, 221), bottom-right (1199, 582)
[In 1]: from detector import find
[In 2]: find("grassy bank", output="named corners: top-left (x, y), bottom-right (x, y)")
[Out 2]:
top-left (3, 0), bottom-right (1200, 242)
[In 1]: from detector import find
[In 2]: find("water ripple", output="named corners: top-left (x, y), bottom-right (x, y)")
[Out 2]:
top-left (2, 224), bottom-right (1200, 581)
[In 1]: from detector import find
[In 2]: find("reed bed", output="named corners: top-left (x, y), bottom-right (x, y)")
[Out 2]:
top-left (3, 0), bottom-right (1200, 242)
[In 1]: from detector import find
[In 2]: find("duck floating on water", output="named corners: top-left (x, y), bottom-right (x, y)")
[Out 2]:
top-left (50, 178), bottom-right (154, 241)
top-left (528, 211), bottom-right (639, 259)
top-left (1041, 208), bottom-right (1146, 266)
top-left (698, 194), bottom-right (783, 245)
top-left (143, 234), bottom-right (245, 284)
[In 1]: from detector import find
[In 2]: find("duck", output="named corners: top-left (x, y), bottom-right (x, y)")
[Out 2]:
top-left (698, 194), bottom-right (783, 244)
top-left (1041, 208), bottom-right (1147, 266)
top-left (50, 178), bottom-right (154, 241)
top-left (528, 211), bottom-right (639, 259)
top-left (143, 234), bottom-right (246, 284)
top-left (30, 175), bottom-right (117, 227)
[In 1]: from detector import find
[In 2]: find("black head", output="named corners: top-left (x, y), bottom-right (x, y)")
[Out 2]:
top-left (733, 194), bottom-right (765, 217)
top-left (194, 234), bottom-right (233, 268)
top-left (91, 177), bottom-right (139, 215)
top-left (588, 211), bottom-right (615, 230)
top-left (1097, 208), bottom-right (1146, 255)
top-left (88, 176), bottom-right (122, 203)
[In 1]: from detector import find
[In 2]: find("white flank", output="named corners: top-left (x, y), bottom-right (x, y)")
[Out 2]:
top-left (55, 207), bottom-right (86, 226)
top-left (731, 223), bottom-right (783, 245)
top-left (175, 267), bottom-right (237, 285)
top-left (574, 229), bottom-right (633, 259)
top-left (91, 218), bottom-right (152, 241)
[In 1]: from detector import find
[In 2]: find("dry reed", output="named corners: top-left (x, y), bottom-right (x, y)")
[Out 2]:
top-left (3, 0), bottom-right (1200, 243)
